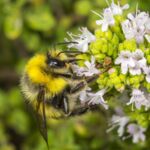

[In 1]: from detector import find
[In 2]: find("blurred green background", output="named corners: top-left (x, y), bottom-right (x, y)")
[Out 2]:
top-left (0, 0), bottom-right (150, 150)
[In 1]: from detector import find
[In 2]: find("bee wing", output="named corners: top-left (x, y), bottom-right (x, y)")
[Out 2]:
top-left (36, 87), bottom-right (49, 147)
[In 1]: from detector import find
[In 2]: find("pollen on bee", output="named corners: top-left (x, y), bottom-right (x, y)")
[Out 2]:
top-left (25, 54), bottom-right (49, 84)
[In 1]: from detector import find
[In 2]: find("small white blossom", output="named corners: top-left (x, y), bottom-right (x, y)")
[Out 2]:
top-left (129, 64), bottom-right (141, 75)
top-left (79, 88), bottom-right (108, 109)
top-left (127, 123), bottom-right (146, 143)
top-left (110, 1), bottom-right (129, 15)
top-left (122, 11), bottom-right (150, 43)
top-left (72, 56), bottom-right (100, 77)
top-left (79, 27), bottom-right (96, 43)
top-left (132, 49), bottom-right (146, 68)
top-left (129, 49), bottom-right (147, 75)
top-left (107, 115), bottom-right (129, 137)
top-left (115, 51), bottom-right (135, 74)
top-left (65, 27), bottom-right (95, 52)
top-left (94, 1), bottom-right (129, 31)
top-left (87, 89), bottom-right (108, 109)
top-left (79, 87), bottom-right (91, 104)
top-left (121, 20), bottom-right (136, 40)
top-left (94, 8), bottom-right (115, 31)
top-left (127, 89), bottom-right (149, 110)
top-left (128, 12), bottom-right (149, 30)
top-left (116, 49), bottom-right (147, 75)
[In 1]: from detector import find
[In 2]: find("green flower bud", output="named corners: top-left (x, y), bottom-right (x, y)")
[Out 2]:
top-left (119, 74), bottom-right (126, 82)
top-left (123, 39), bottom-right (137, 51)
top-left (111, 76), bottom-right (121, 84)
top-left (137, 115), bottom-right (149, 128)
top-left (101, 44), bottom-right (108, 53)
top-left (104, 30), bottom-right (113, 40)
top-left (129, 76), bottom-right (139, 84)
top-left (144, 48), bottom-right (150, 56)
top-left (114, 15), bottom-right (124, 24)
top-left (115, 83), bottom-right (125, 92)
top-left (90, 39), bottom-right (103, 54)
top-left (132, 83), bottom-right (140, 89)
top-left (91, 48), bottom-right (100, 54)
top-left (145, 82), bottom-right (150, 92)
top-left (118, 43), bottom-right (124, 51)
top-left (111, 25), bottom-right (121, 34)
top-left (147, 55), bottom-right (150, 64)
top-left (112, 34), bottom-right (119, 46)
top-left (95, 29), bottom-right (105, 38)
top-left (112, 50), bottom-right (118, 59)
top-left (107, 44), bottom-right (114, 56)
top-left (95, 53), bottom-right (106, 61)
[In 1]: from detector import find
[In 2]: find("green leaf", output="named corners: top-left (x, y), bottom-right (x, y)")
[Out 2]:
top-left (74, 0), bottom-right (92, 16)
top-left (4, 13), bottom-right (23, 39)
top-left (25, 6), bottom-right (55, 31)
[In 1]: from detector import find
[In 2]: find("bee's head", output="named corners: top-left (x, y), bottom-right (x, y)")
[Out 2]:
top-left (46, 51), bottom-right (67, 69)
top-left (46, 50), bottom-right (82, 69)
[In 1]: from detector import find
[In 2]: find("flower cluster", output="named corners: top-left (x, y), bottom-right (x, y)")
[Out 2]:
top-left (64, 0), bottom-right (150, 143)
top-left (122, 11), bottom-right (150, 43)
top-left (115, 49), bottom-right (147, 75)
top-left (108, 109), bottom-right (146, 143)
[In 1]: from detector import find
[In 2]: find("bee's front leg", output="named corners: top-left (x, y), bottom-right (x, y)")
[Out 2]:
top-left (69, 74), bottom-right (99, 94)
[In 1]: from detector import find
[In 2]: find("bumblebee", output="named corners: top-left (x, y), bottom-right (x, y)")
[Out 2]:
top-left (20, 49), bottom-right (100, 145)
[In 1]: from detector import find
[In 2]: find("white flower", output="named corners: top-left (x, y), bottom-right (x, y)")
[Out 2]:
top-left (72, 56), bottom-right (100, 77)
top-left (79, 27), bottom-right (96, 43)
top-left (94, 1), bottom-right (129, 31)
top-left (121, 20), bottom-right (135, 40)
top-left (128, 12), bottom-right (149, 30)
top-left (144, 67), bottom-right (150, 83)
top-left (132, 49), bottom-right (146, 68)
top-left (129, 64), bottom-right (141, 75)
top-left (65, 27), bottom-right (95, 52)
top-left (94, 8), bottom-right (115, 31)
top-left (107, 115), bottom-right (129, 137)
top-left (134, 28), bottom-right (145, 44)
top-left (116, 49), bottom-right (147, 75)
top-left (115, 51), bottom-right (135, 74)
top-left (127, 123), bottom-right (146, 143)
top-left (79, 88), bottom-right (108, 109)
top-left (79, 87), bottom-right (91, 104)
top-left (87, 89), bottom-right (108, 109)
top-left (110, 0), bottom-right (129, 15)
top-left (122, 11), bottom-right (150, 43)
top-left (127, 89), bottom-right (149, 110)
top-left (129, 49), bottom-right (147, 75)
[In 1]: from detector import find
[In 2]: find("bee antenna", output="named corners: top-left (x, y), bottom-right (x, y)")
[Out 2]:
top-left (55, 41), bottom-right (78, 45)
top-left (52, 41), bottom-right (78, 50)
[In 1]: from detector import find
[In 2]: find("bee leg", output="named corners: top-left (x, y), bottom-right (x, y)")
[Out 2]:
top-left (68, 107), bottom-right (89, 116)
top-left (53, 72), bottom-right (84, 80)
top-left (49, 92), bottom-right (69, 114)
top-left (69, 74), bottom-right (99, 94)
top-left (36, 86), bottom-right (49, 149)
top-left (62, 96), bottom-right (69, 114)
top-left (57, 50), bottom-right (84, 57)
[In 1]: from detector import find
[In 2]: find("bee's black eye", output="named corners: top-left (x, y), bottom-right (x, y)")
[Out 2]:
top-left (47, 58), bottom-right (65, 68)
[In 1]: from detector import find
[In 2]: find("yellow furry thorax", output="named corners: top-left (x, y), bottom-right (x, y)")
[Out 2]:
top-left (25, 50), bottom-right (68, 95)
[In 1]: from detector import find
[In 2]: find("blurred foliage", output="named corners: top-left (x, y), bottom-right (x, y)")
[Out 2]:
top-left (0, 0), bottom-right (150, 150)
